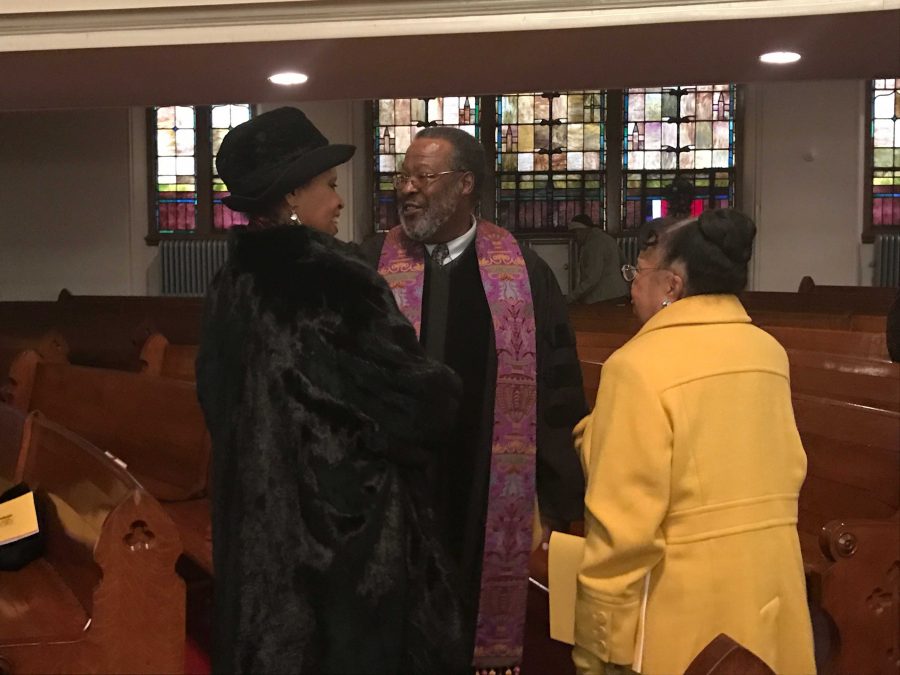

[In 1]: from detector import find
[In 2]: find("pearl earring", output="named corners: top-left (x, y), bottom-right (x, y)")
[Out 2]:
top-left (661, 298), bottom-right (671, 308)
top-left (290, 208), bottom-right (300, 224)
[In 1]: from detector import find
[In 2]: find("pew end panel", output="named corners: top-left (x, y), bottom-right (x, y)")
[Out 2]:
top-left (140, 334), bottom-right (200, 383)
top-left (2, 350), bottom-right (46, 414)
top-left (139, 332), bottom-right (169, 376)
top-left (0, 413), bottom-right (185, 674)
top-left (810, 518), bottom-right (900, 675)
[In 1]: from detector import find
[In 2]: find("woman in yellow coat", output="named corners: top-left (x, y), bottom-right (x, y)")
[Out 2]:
top-left (573, 210), bottom-right (815, 674)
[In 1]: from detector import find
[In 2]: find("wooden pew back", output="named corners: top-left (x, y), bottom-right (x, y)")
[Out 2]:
top-left (20, 361), bottom-right (210, 502)
top-left (59, 291), bottom-right (204, 345)
top-left (764, 326), bottom-right (889, 361)
top-left (787, 350), bottom-right (900, 411)
top-left (792, 394), bottom-right (900, 565)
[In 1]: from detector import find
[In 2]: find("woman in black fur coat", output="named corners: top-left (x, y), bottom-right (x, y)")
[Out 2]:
top-left (196, 107), bottom-right (468, 674)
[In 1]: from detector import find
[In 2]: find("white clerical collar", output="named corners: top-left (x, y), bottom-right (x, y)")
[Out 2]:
top-left (424, 216), bottom-right (478, 265)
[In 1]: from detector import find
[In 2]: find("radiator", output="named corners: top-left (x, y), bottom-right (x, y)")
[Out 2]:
top-left (874, 233), bottom-right (900, 287)
top-left (618, 235), bottom-right (639, 267)
top-left (160, 239), bottom-right (229, 296)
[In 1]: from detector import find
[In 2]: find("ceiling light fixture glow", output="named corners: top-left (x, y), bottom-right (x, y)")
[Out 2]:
top-left (759, 51), bottom-right (801, 65)
top-left (268, 71), bottom-right (309, 85)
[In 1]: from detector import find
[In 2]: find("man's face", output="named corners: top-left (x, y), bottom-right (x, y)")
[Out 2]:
top-left (396, 137), bottom-right (465, 242)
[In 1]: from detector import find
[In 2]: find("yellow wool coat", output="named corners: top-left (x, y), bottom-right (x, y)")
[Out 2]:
top-left (574, 294), bottom-right (815, 675)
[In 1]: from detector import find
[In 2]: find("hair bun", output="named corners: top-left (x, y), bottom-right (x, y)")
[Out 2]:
top-left (697, 209), bottom-right (756, 263)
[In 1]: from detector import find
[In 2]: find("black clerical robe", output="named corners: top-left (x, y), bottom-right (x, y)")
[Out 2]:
top-left (359, 231), bottom-right (587, 653)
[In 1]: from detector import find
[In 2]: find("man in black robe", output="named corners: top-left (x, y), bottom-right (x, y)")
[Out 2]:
top-left (359, 127), bottom-right (587, 667)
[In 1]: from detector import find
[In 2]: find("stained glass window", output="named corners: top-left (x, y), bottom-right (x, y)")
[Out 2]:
top-left (211, 104), bottom-right (252, 229)
top-left (497, 91), bottom-right (605, 229)
top-left (151, 103), bottom-right (252, 237)
top-left (155, 106), bottom-right (197, 232)
top-left (622, 84), bottom-right (735, 227)
top-left (870, 78), bottom-right (900, 228)
top-left (373, 97), bottom-right (479, 230)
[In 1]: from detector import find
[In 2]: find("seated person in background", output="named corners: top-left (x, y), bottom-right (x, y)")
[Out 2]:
top-left (572, 209), bottom-right (815, 674)
top-left (196, 107), bottom-right (467, 675)
top-left (567, 214), bottom-right (629, 304)
top-left (665, 175), bottom-right (696, 220)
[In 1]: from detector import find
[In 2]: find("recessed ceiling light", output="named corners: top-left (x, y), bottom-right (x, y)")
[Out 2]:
top-left (268, 72), bottom-right (309, 86)
top-left (759, 51), bottom-right (801, 65)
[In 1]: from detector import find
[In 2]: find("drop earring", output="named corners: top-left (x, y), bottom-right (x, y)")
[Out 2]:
top-left (290, 207), bottom-right (300, 224)
top-left (661, 298), bottom-right (671, 308)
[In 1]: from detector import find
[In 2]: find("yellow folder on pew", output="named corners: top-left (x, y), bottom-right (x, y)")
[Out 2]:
top-left (0, 491), bottom-right (40, 546)
top-left (548, 531), bottom-right (586, 646)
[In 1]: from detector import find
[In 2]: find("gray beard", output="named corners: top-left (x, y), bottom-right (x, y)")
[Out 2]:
top-left (398, 183), bottom-right (462, 242)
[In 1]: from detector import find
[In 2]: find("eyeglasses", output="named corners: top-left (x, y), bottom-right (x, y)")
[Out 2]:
top-left (621, 264), bottom-right (660, 282)
top-left (392, 170), bottom-right (463, 190)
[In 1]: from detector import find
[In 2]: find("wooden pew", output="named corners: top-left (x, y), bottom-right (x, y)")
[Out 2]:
top-left (764, 326), bottom-right (890, 362)
top-left (792, 394), bottom-right (899, 564)
top-left (787, 351), bottom-right (900, 411)
top-left (1, 293), bottom-right (204, 374)
top-left (790, 393), bottom-right (899, 675)
top-left (58, 290), bottom-right (205, 346)
top-left (0, 301), bottom-right (58, 340)
top-left (0, 407), bottom-right (184, 674)
top-left (8, 357), bottom-right (213, 574)
top-left (797, 277), bottom-right (897, 315)
top-left (684, 634), bottom-right (775, 675)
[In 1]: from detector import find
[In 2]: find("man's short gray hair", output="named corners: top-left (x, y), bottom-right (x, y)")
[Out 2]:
top-left (414, 126), bottom-right (486, 203)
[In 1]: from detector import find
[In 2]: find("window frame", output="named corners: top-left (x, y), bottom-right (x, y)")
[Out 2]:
top-left (862, 79), bottom-right (900, 243)
top-left (368, 88), bottom-right (741, 236)
top-left (145, 104), bottom-right (254, 244)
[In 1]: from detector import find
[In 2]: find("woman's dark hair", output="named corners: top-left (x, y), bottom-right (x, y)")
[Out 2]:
top-left (642, 208), bottom-right (757, 295)
top-left (415, 126), bottom-right (486, 202)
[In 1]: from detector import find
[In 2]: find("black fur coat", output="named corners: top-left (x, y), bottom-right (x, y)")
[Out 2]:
top-left (196, 225), bottom-right (468, 675)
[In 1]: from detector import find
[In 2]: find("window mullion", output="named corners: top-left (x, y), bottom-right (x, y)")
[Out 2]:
top-left (606, 89), bottom-right (624, 234)
top-left (195, 106), bottom-right (213, 236)
top-left (479, 95), bottom-right (497, 223)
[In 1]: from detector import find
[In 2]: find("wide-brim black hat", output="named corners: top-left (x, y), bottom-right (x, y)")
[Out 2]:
top-left (216, 106), bottom-right (355, 213)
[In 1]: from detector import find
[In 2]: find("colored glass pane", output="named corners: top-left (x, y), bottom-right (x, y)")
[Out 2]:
top-left (622, 84), bottom-right (736, 228)
top-left (211, 104), bottom-right (252, 229)
top-left (870, 79), bottom-right (900, 227)
top-left (373, 96), bottom-right (479, 230)
top-left (496, 91), bottom-right (606, 229)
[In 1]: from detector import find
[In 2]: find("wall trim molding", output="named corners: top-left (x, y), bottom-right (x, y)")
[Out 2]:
top-left (1, 0), bottom-right (895, 52)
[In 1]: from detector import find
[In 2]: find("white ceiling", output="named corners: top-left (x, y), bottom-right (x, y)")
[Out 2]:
top-left (0, 9), bottom-right (897, 110)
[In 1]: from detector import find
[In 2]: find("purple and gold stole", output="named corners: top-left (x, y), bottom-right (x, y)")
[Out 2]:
top-left (378, 221), bottom-right (537, 668)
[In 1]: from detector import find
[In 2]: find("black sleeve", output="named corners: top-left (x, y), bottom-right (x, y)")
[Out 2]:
top-left (523, 247), bottom-right (588, 523)
top-left (354, 232), bottom-right (387, 270)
